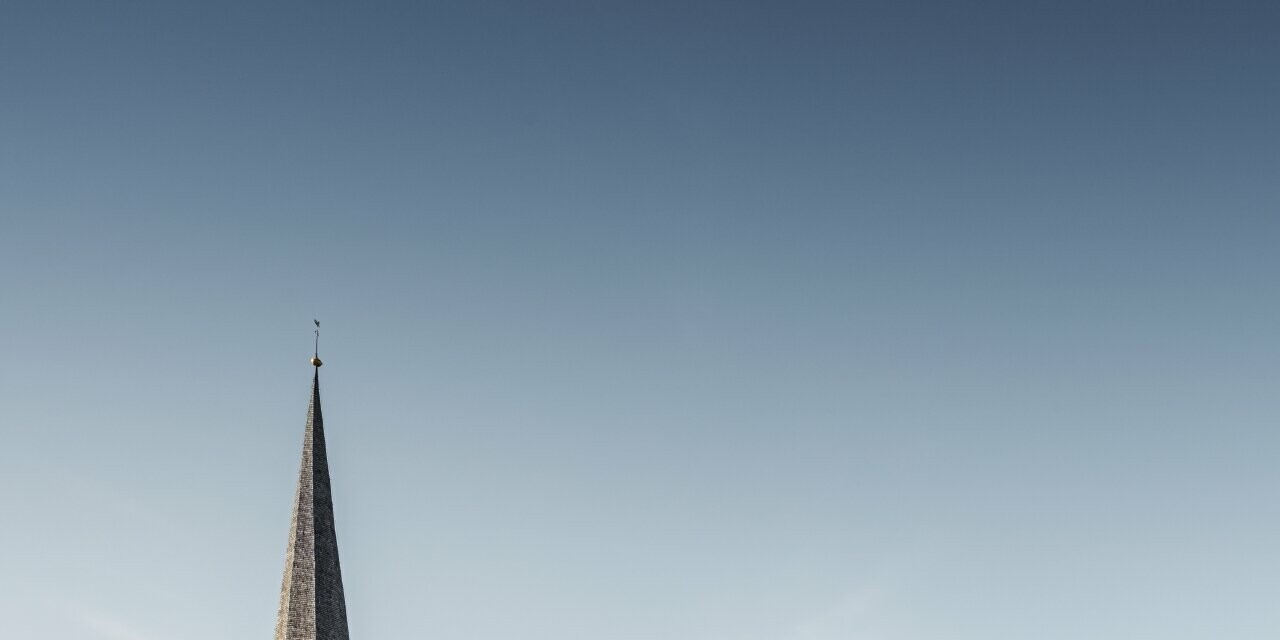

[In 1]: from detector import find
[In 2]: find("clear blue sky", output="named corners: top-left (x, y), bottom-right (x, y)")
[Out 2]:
top-left (2, 1), bottom-right (1279, 638)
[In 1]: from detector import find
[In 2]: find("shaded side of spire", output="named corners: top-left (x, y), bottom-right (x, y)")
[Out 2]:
top-left (275, 369), bottom-right (350, 640)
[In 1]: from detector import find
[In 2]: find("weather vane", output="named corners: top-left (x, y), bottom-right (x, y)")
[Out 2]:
top-left (311, 319), bottom-right (323, 367)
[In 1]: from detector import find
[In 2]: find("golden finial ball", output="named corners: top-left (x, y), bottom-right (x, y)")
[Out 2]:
top-left (311, 356), bottom-right (323, 367)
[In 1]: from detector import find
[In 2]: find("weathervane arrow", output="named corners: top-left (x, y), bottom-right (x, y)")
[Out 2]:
top-left (311, 320), bottom-right (323, 367)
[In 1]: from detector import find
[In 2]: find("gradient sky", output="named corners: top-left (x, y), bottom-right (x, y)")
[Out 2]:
top-left (3, 1), bottom-right (1280, 639)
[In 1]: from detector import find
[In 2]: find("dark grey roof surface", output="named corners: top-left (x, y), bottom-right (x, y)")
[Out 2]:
top-left (275, 369), bottom-right (350, 640)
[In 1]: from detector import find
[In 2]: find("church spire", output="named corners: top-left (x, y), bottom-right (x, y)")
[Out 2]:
top-left (275, 336), bottom-right (349, 640)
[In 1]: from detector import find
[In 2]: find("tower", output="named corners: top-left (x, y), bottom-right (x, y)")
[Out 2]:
top-left (274, 339), bottom-right (351, 640)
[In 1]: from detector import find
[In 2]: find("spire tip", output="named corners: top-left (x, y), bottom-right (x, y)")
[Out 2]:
top-left (312, 320), bottom-right (323, 366)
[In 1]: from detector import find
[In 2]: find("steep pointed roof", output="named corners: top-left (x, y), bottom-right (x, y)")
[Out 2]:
top-left (275, 367), bottom-right (350, 640)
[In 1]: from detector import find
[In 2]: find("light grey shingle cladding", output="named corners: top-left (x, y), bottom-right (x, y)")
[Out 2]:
top-left (275, 369), bottom-right (350, 640)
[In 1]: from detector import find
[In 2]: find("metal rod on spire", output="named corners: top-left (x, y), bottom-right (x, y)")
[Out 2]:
top-left (311, 319), bottom-right (323, 367)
